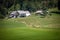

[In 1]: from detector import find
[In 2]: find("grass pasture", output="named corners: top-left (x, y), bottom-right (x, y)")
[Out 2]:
top-left (0, 13), bottom-right (60, 40)
top-left (0, 28), bottom-right (60, 40)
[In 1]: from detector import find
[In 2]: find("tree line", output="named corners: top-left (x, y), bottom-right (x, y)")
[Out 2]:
top-left (0, 0), bottom-right (59, 19)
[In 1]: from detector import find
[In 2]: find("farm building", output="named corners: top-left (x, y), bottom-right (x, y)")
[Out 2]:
top-left (9, 10), bottom-right (31, 18)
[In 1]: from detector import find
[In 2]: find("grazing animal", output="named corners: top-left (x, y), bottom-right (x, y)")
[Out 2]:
top-left (35, 10), bottom-right (44, 15)
top-left (35, 10), bottom-right (51, 16)
top-left (9, 10), bottom-right (31, 18)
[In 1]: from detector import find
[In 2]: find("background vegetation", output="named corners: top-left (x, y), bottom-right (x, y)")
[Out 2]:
top-left (0, 0), bottom-right (59, 18)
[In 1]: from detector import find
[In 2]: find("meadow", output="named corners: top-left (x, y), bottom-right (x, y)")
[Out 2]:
top-left (0, 13), bottom-right (60, 40)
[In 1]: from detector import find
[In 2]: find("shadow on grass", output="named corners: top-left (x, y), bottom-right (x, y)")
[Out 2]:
top-left (51, 11), bottom-right (60, 14)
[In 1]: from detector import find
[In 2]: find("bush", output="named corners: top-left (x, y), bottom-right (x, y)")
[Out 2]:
top-left (0, 13), bottom-right (5, 19)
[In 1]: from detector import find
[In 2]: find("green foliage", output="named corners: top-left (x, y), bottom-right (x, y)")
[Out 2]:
top-left (0, 13), bottom-right (60, 40)
top-left (0, 13), bottom-right (5, 19)
top-left (0, 0), bottom-right (58, 19)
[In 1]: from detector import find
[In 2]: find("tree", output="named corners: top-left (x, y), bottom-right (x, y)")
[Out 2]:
top-left (0, 0), bottom-right (14, 19)
top-left (58, 0), bottom-right (60, 10)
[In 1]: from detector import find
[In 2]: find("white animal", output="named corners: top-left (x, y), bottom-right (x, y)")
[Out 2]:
top-left (9, 10), bottom-right (31, 18)
top-left (18, 10), bottom-right (31, 16)
top-left (35, 10), bottom-right (44, 14)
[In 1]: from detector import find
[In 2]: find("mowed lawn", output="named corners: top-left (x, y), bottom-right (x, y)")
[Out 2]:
top-left (0, 28), bottom-right (60, 40)
top-left (0, 13), bottom-right (60, 40)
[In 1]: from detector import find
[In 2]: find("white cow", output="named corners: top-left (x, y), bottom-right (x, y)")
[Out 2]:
top-left (35, 10), bottom-right (44, 15)
top-left (35, 10), bottom-right (44, 16)
top-left (9, 10), bottom-right (31, 18)
top-left (18, 10), bottom-right (31, 17)
top-left (35, 10), bottom-right (51, 17)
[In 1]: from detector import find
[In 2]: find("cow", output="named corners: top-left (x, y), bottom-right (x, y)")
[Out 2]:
top-left (8, 10), bottom-right (31, 18)
top-left (35, 10), bottom-right (51, 17)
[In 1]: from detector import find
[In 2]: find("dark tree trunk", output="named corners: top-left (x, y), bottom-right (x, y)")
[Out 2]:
top-left (58, 0), bottom-right (60, 10)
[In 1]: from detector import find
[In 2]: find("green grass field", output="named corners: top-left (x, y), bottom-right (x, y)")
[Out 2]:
top-left (0, 28), bottom-right (60, 40)
top-left (0, 13), bottom-right (60, 40)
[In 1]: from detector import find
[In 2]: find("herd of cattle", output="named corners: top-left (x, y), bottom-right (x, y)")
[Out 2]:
top-left (8, 10), bottom-right (51, 18)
